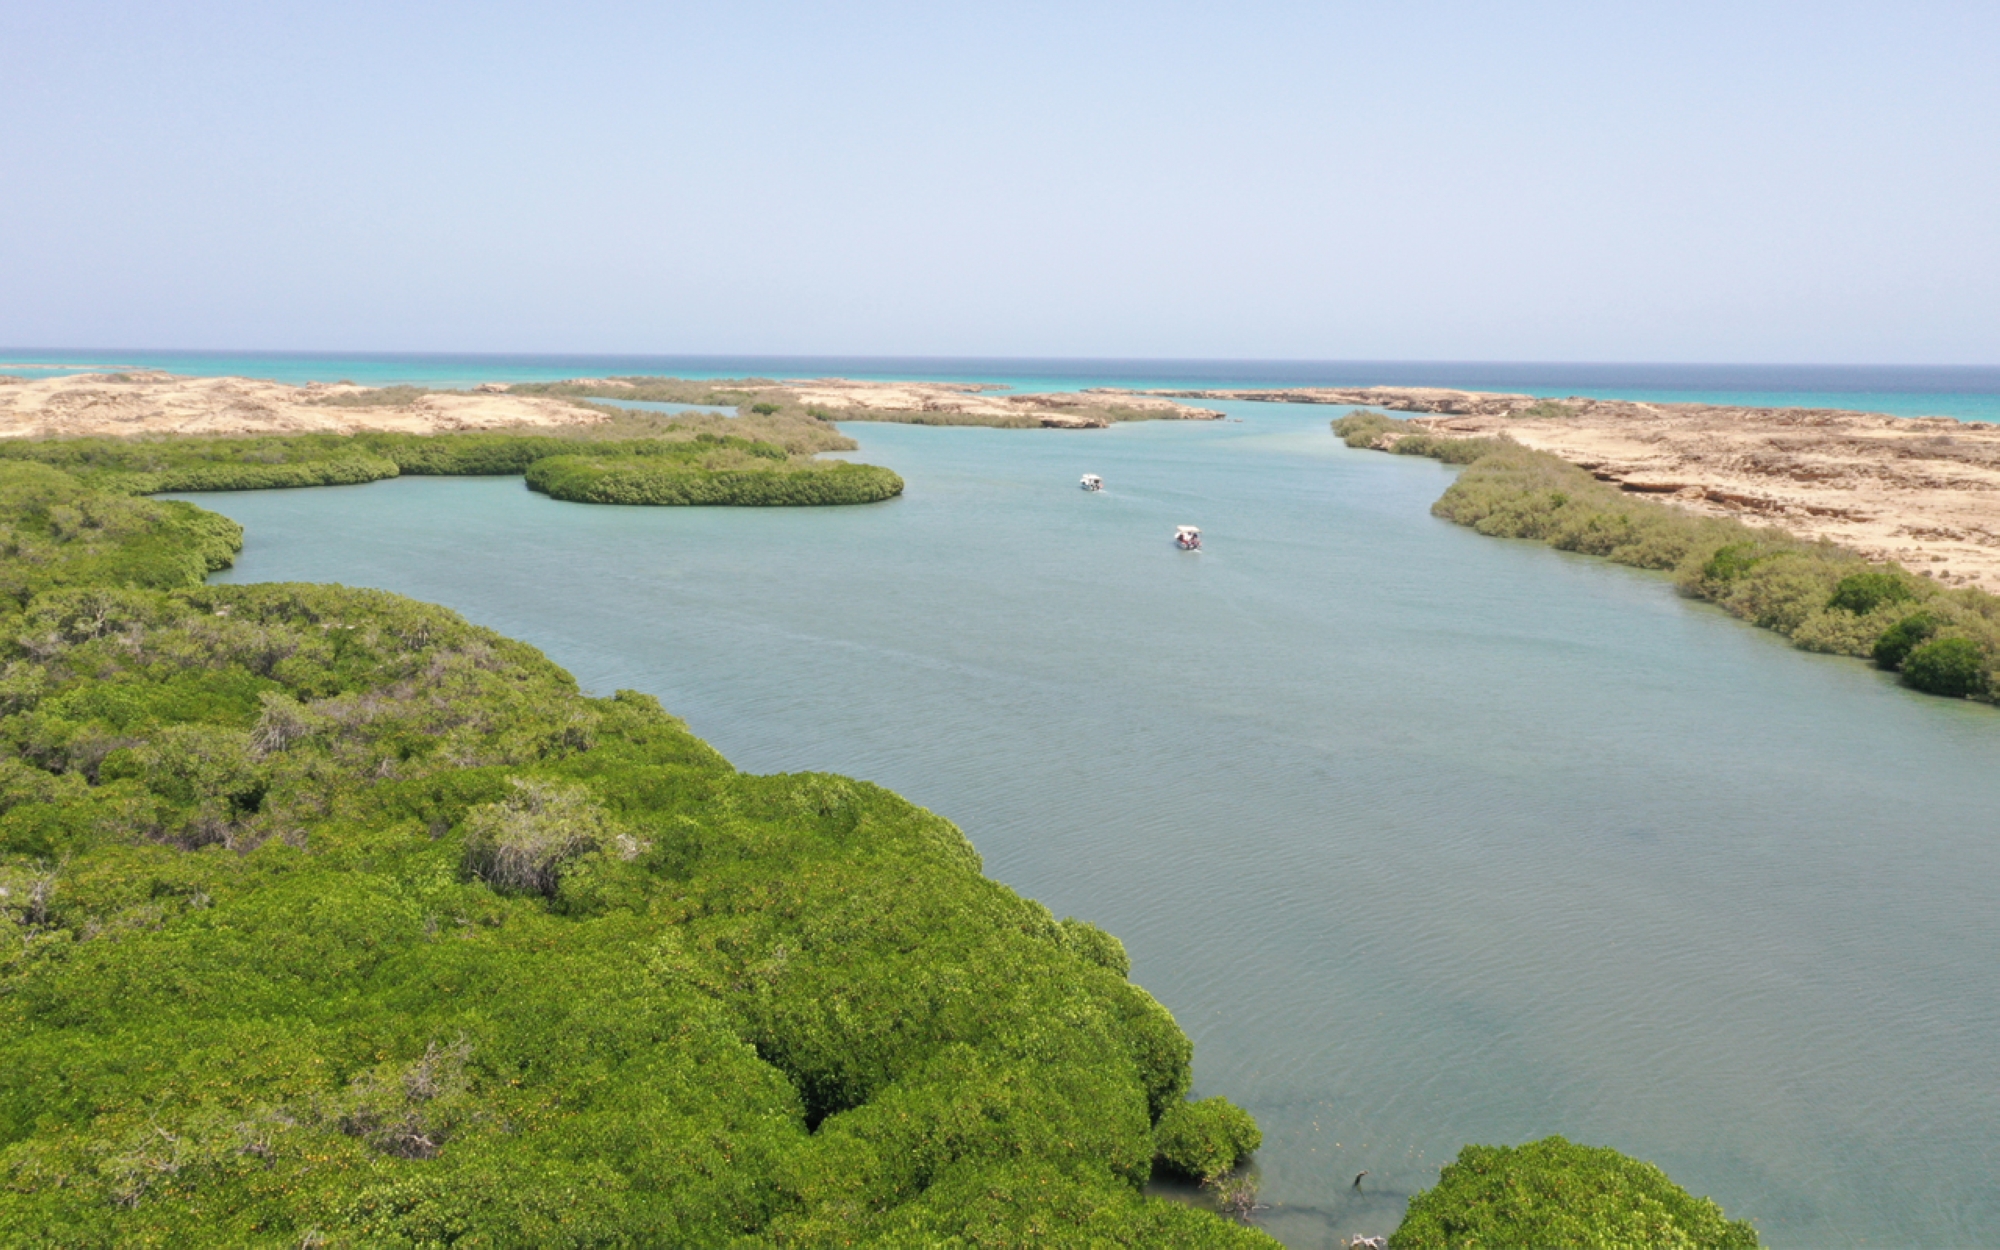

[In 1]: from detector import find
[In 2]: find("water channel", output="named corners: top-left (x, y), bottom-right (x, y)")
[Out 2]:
top-left (176, 401), bottom-right (2000, 1246)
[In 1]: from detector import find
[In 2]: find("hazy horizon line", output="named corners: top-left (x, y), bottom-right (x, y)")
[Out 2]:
top-left (6, 348), bottom-right (2000, 374)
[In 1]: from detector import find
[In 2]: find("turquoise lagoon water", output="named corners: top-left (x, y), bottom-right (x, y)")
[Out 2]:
top-left (11, 350), bottom-right (2000, 421)
top-left (173, 402), bottom-right (2000, 1247)
top-left (582, 397), bottom-right (737, 417)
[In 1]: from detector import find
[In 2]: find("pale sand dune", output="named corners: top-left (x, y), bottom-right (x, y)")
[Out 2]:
top-left (0, 372), bottom-right (609, 439)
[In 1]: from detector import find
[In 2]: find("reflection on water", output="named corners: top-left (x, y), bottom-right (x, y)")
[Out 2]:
top-left (178, 403), bottom-right (2000, 1248)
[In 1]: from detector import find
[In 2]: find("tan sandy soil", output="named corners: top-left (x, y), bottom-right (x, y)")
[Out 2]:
top-left (0, 372), bottom-right (609, 439)
top-left (779, 378), bottom-right (1221, 427)
top-left (1124, 384), bottom-right (1538, 417)
top-left (1135, 385), bottom-right (2000, 592)
top-left (0, 372), bottom-right (1222, 438)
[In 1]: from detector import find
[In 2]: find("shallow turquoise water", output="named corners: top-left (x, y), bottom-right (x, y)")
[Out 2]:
top-left (584, 397), bottom-right (737, 417)
top-left (175, 404), bottom-right (2000, 1247)
top-left (12, 350), bottom-right (2000, 421)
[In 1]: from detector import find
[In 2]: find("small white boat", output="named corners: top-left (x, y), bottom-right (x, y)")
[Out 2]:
top-left (1175, 525), bottom-right (1202, 550)
top-left (1080, 474), bottom-right (1103, 492)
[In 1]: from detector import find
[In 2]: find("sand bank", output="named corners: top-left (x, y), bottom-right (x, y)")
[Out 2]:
top-left (0, 372), bottom-right (1222, 439)
top-left (779, 378), bottom-right (1221, 427)
top-left (0, 372), bottom-right (609, 439)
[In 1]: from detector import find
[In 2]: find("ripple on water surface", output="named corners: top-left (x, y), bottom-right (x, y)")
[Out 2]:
top-left (179, 403), bottom-right (2000, 1247)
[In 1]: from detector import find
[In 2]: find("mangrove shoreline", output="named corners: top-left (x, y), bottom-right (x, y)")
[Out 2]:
top-left (0, 370), bottom-right (1222, 441)
top-left (0, 425), bottom-right (904, 509)
top-left (0, 408), bottom-right (1764, 1246)
top-left (1121, 382), bottom-right (2000, 593)
top-left (1334, 411), bottom-right (2000, 705)
top-left (0, 454), bottom-right (1270, 1243)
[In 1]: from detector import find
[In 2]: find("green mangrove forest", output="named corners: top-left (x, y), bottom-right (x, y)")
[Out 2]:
top-left (0, 457), bottom-right (1261, 1243)
top-left (1391, 1138), bottom-right (1758, 1249)
top-left (0, 425), bottom-right (1762, 1245)
top-left (0, 420), bottom-right (903, 509)
top-left (499, 375), bottom-right (1183, 430)
top-left (1335, 411), bottom-right (2000, 704)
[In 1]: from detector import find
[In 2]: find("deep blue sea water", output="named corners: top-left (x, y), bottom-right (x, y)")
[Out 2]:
top-left (164, 396), bottom-right (2000, 1248)
top-left (7, 350), bottom-right (2000, 421)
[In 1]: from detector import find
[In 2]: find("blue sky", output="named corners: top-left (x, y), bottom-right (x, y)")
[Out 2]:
top-left (3, 1), bottom-right (1994, 362)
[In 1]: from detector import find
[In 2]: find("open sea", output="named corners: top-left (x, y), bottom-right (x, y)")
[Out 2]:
top-left (50, 350), bottom-right (2000, 1246)
top-left (7, 349), bottom-right (2000, 422)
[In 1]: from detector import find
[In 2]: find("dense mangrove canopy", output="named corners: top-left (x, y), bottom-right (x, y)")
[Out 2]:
top-left (0, 425), bottom-right (1774, 1245)
top-left (0, 424), bottom-right (903, 508)
top-left (1391, 1137), bottom-right (1758, 1249)
top-left (0, 460), bottom-right (1263, 1244)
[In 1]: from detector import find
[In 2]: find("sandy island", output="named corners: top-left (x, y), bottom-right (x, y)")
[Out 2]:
top-left (1126, 385), bottom-right (2000, 592)
top-left (0, 371), bottom-right (607, 438)
top-left (0, 371), bottom-right (1222, 438)
top-left (773, 377), bottom-right (1220, 427)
